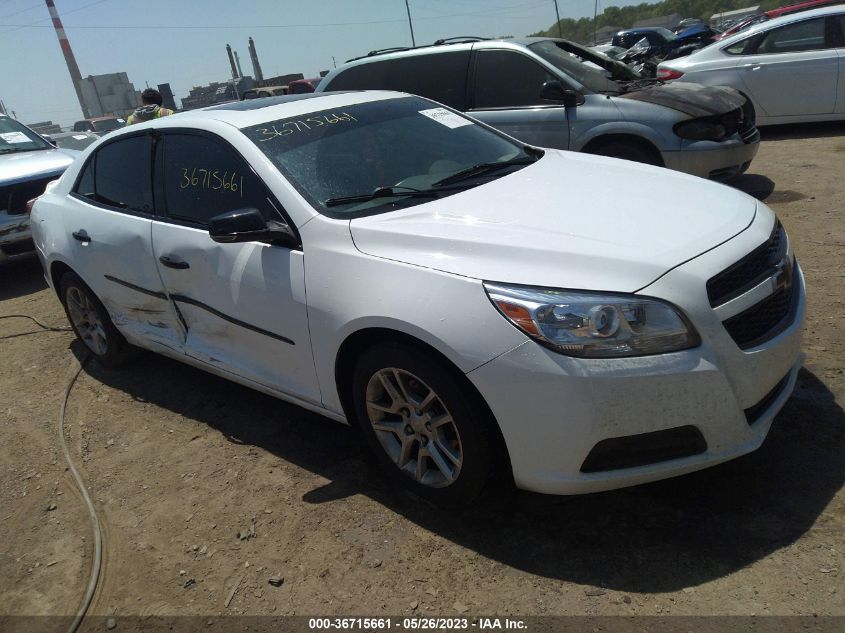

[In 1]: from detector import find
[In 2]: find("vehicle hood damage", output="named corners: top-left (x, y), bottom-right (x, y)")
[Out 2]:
top-left (350, 150), bottom-right (757, 293)
top-left (618, 82), bottom-right (746, 118)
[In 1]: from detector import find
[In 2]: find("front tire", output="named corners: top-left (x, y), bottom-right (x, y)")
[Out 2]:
top-left (351, 343), bottom-right (495, 505)
top-left (59, 272), bottom-right (133, 367)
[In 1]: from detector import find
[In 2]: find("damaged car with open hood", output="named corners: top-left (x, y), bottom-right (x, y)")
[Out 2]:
top-left (318, 36), bottom-right (759, 181)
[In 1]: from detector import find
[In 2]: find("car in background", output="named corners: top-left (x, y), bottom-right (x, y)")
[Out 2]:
top-left (287, 78), bottom-right (322, 94)
top-left (657, 5), bottom-right (845, 125)
top-left (242, 85), bottom-right (288, 100)
top-left (47, 131), bottom-right (100, 151)
top-left (715, 0), bottom-right (844, 39)
top-left (1, 116), bottom-right (79, 263)
top-left (318, 37), bottom-right (760, 181)
top-left (32, 91), bottom-right (805, 504)
top-left (590, 44), bottom-right (628, 60)
top-left (612, 26), bottom-right (679, 54)
top-left (73, 116), bottom-right (126, 134)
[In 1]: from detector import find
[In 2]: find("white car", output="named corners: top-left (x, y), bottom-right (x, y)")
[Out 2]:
top-left (657, 5), bottom-right (845, 125)
top-left (31, 91), bottom-right (805, 504)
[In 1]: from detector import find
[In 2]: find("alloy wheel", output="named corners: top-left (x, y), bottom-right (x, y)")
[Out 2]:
top-left (66, 286), bottom-right (109, 356)
top-left (365, 367), bottom-right (463, 488)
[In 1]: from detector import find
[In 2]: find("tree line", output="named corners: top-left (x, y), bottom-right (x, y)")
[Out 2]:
top-left (531, 0), bottom-right (787, 42)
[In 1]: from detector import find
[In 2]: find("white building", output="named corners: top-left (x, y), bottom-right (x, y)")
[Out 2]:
top-left (711, 5), bottom-right (760, 28)
top-left (78, 73), bottom-right (141, 118)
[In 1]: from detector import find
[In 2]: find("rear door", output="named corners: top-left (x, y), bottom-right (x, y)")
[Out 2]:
top-left (835, 14), bottom-right (845, 113)
top-left (61, 133), bottom-right (185, 352)
top-left (736, 15), bottom-right (838, 116)
top-left (467, 48), bottom-right (570, 150)
top-left (150, 130), bottom-right (320, 403)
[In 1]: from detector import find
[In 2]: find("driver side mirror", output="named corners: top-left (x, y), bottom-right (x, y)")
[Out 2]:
top-left (208, 208), bottom-right (299, 248)
top-left (540, 81), bottom-right (584, 108)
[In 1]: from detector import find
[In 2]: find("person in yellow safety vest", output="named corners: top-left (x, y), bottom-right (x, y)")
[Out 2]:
top-left (126, 88), bottom-right (175, 125)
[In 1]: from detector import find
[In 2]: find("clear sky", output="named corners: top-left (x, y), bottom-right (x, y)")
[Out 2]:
top-left (0, 0), bottom-right (642, 127)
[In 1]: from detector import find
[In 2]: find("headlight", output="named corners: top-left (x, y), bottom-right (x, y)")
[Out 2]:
top-left (484, 283), bottom-right (700, 358)
top-left (673, 120), bottom-right (727, 141)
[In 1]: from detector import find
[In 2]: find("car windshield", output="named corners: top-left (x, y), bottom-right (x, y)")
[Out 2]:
top-left (242, 96), bottom-right (536, 216)
top-left (529, 40), bottom-right (634, 92)
top-left (0, 117), bottom-right (52, 153)
top-left (93, 118), bottom-right (124, 132)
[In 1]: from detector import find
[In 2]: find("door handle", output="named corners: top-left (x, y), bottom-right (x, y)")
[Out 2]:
top-left (71, 230), bottom-right (90, 244)
top-left (159, 255), bottom-right (190, 270)
top-left (741, 63), bottom-right (764, 71)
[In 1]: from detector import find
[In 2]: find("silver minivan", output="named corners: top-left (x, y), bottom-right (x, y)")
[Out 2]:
top-left (318, 37), bottom-right (760, 180)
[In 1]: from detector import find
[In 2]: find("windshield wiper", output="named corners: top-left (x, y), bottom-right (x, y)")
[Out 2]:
top-left (324, 186), bottom-right (440, 208)
top-left (433, 156), bottom-right (536, 187)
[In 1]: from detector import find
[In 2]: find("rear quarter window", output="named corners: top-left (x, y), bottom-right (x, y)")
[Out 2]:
top-left (325, 51), bottom-right (470, 110)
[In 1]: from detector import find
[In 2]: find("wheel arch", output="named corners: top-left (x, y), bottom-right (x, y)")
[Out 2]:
top-left (49, 259), bottom-right (76, 298)
top-left (334, 327), bottom-right (513, 480)
top-left (581, 133), bottom-right (665, 166)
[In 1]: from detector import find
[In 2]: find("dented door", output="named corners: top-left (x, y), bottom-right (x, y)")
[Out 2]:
top-left (61, 133), bottom-right (185, 352)
top-left (150, 221), bottom-right (319, 403)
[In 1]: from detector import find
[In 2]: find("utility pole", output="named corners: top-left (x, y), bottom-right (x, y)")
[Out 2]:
top-left (404, 0), bottom-right (416, 47)
top-left (593, 0), bottom-right (599, 45)
top-left (553, 1), bottom-right (562, 37)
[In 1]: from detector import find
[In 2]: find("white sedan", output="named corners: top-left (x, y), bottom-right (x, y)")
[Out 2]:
top-left (657, 5), bottom-right (845, 125)
top-left (31, 91), bottom-right (805, 504)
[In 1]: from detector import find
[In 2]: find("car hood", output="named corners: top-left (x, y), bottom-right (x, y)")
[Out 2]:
top-left (0, 148), bottom-right (79, 186)
top-left (619, 82), bottom-right (745, 118)
top-left (349, 150), bottom-right (757, 292)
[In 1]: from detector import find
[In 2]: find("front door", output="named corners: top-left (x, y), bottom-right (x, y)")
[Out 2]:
top-left (151, 131), bottom-right (320, 403)
top-left (467, 49), bottom-right (571, 150)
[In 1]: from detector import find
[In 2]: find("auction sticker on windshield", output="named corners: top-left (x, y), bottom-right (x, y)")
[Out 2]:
top-left (0, 132), bottom-right (30, 144)
top-left (419, 107), bottom-right (473, 129)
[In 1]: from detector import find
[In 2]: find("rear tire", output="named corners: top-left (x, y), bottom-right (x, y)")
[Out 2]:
top-left (59, 272), bottom-right (134, 368)
top-left (351, 342), bottom-right (495, 505)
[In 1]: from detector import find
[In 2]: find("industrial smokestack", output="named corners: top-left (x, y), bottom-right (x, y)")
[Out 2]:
top-left (248, 37), bottom-right (264, 82)
top-left (234, 51), bottom-right (244, 79)
top-left (45, 0), bottom-right (90, 118)
top-left (226, 44), bottom-right (238, 80)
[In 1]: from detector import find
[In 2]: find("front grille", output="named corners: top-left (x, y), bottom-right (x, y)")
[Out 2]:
top-left (0, 175), bottom-right (57, 216)
top-left (707, 220), bottom-right (787, 308)
top-left (722, 259), bottom-right (799, 350)
top-left (580, 425), bottom-right (707, 473)
top-left (744, 372), bottom-right (791, 425)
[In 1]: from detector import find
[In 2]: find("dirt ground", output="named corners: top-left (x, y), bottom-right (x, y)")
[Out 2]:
top-left (1, 124), bottom-right (843, 628)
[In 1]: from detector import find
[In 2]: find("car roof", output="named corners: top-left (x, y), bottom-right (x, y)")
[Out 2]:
top-left (100, 90), bottom-right (407, 133)
top-left (719, 3), bottom-right (844, 43)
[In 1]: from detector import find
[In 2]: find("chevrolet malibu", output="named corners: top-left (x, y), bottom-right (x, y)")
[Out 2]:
top-left (31, 92), bottom-right (805, 504)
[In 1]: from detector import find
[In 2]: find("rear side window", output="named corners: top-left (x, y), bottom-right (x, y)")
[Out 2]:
top-left (754, 17), bottom-right (827, 53)
top-left (324, 52), bottom-right (470, 110)
top-left (472, 50), bottom-right (554, 109)
top-left (324, 61), bottom-right (390, 91)
top-left (161, 133), bottom-right (278, 226)
top-left (87, 135), bottom-right (152, 212)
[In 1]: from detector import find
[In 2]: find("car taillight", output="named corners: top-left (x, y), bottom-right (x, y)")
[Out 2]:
top-left (25, 197), bottom-right (39, 215)
top-left (657, 68), bottom-right (684, 81)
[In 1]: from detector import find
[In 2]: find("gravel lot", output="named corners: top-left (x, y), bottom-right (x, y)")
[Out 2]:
top-left (1, 124), bottom-right (843, 627)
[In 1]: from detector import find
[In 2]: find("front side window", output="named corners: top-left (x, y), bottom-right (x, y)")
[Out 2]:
top-left (87, 135), bottom-right (152, 212)
top-left (0, 117), bottom-right (52, 153)
top-left (473, 50), bottom-right (555, 109)
top-left (161, 133), bottom-right (277, 226)
top-left (754, 17), bottom-right (827, 53)
top-left (242, 96), bottom-right (535, 217)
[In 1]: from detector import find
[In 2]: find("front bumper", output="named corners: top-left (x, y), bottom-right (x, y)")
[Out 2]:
top-left (0, 212), bottom-right (34, 263)
top-left (663, 131), bottom-right (760, 181)
top-left (467, 212), bottom-right (804, 495)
